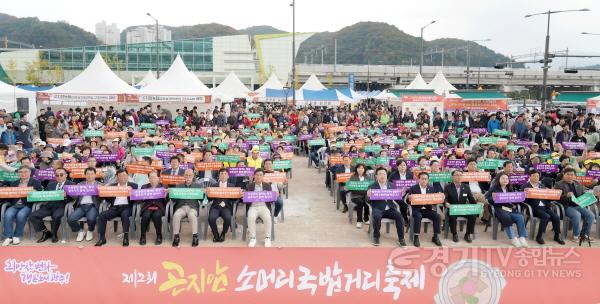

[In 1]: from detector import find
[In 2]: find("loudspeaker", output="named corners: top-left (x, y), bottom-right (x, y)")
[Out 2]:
top-left (16, 98), bottom-right (29, 114)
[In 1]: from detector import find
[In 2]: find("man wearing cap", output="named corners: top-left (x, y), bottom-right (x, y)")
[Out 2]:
top-left (247, 145), bottom-right (263, 169)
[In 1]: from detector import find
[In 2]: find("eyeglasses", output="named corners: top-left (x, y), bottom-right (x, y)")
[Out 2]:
top-left (56, 173), bottom-right (66, 177)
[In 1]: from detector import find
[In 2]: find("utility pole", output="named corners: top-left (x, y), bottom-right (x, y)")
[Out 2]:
top-left (334, 39), bottom-right (337, 73)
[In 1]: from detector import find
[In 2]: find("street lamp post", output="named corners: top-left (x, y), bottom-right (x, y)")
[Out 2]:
top-left (525, 8), bottom-right (589, 111)
top-left (290, 0), bottom-right (296, 106)
top-left (419, 21), bottom-right (436, 75)
top-left (146, 13), bottom-right (160, 78)
top-left (466, 39), bottom-right (490, 90)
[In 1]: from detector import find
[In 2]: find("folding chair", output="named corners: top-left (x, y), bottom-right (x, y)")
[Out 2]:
top-left (99, 201), bottom-right (136, 240)
top-left (167, 200), bottom-right (202, 240)
top-left (201, 200), bottom-right (237, 241)
top-left (133, 203), bottom-right (168, 241)
top-left (484, 204), bottom-right (526, 240)
top-left (241, 203), bottom-right (276, 241)
top-left (0, 203), bottom-right (35, 241)
top-left (407, 205), bottom-right (441, 240)
top-left (29, 202), bottom-right (69, 242)
top-left (442, 206), bottom-right (476, 240)
top-left (366, 201), bottom-right (402, 243)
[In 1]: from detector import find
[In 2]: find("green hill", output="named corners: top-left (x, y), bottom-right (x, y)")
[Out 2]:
top-left (0, 13), bottom-right (98, 48)
top-left (297, 22), bottom-right (516, 67)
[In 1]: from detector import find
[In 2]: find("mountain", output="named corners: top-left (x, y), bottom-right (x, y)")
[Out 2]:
top-left (241, 25), bottom-right (286, 37)
top-left (0, 13), bottom-right (516, 67)
top-left (296, 22), bottom-right (517, 67)
top-left (0, 13), bottom-right (99, 48)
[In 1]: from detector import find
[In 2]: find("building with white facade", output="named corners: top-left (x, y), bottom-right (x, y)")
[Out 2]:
top-left (95, 21), bottom-right (120, 45)
top-left (125, 26), bottom-right (172, 44)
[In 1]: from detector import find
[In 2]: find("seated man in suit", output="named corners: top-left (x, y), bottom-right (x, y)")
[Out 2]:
top-left (523, 169), bottom-right (564, 245)
top-left (95, 169), bottom-right (138, 247)
top-left (172, 169), bottom-right (202, 247)
top-left (29, 168), bottom-right (75, 243)
top-left (1, 166), bottom-right (44, 246)
top-left (67, 167), bottom-right (102, 242)
top-left (245, 168), bottom-right (274, 247)
top-left (366, 167), bottom-right (406, 247)
top-left (443, 170), bottom-right (477, 243)
top-left (162, 156), bottom-right (185, 176)
top-left (139, 171), bottom-right (167, 245)
top-left (407, 172), bottom-right (443, 247)
top-left (208, 168), bottom-right (236, 242)
top-left (336, 155), bottom-right (354, 213)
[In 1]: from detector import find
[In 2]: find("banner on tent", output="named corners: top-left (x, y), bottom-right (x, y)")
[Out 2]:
top-left (136, 95), bottom-right (212, 103)
top-left (37, 92), bottom-right (126, 106)
top-left (444, 98), bottom-right (508, 111)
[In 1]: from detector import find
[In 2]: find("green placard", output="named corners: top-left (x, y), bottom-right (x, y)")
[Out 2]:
top-left (429, 172), bottom-right (452, 183)
top-left (217, 143), bottom-right (229, 151)
top-left (394, 138), bottom-right (405, 145)
top-left (408, 154), bottom-right (423, 161)
top-left (539, 154), bottom-right (552, 160)
top-left (272, 160), bottom-right (292, 170)
top-left (352, 158), bottom-right (376, 167)
top-left (493, 129), bottom-right (512, 137)
top-left (0, 171), bottom-right (19, 181)
top-left (449, 204), bottom-right (483, 216)
top-left (345, 180), bottom-right (374, 191)
top-left (263, 136), bottom-right (274, 143)
top-left (216, 155), bottom-right (241, 163)
top-left (367, 128), bottom-right (382, 135)
top-left (247, 113), bottom-right (261, 119)
top-left (478, 137), bottom-right (498, 145)
top-left (477, 160), bottom-right (498, 170)
top-left (83, 130), bottom-right (104, 138)
top-left (283, 135), bottom-right (297, 143)
top-left (169, 188), bottom-right (205, 200)
top-left (254, 123), bottom-right (270, 130)
top-left (27, 190), bottom-right (65, 202)
top-left (336, 142), bottom-right (345, 148)
top-left (246, 136), bottom-right (261, 141)
top-left (154, 144), bottom-right (168, 151)
top-left (403, 123), bottom-right (417, 128)
top-left (506, 145), bottom-right (523, 152)
top-left (572, 192), bottom-right (597, 208)
top-left (141, 123), bottom-right (156, 129)
top-left (189, 136), bottom-right (206, 143)
top-left (448, 135), bottom-right (458, 145)
top-left (132, 147), bottom-right (155, 157)
top-left (364, 145), bottom-right (382, 153)
top-left (241, 128), bottom-right (252, 134)
top-left (308, 139), bottom-right (326, 147)
top-left (259, 145), bottom-right (271, 152)
top-left (376, 157), bottom-right (393, 165)
top-left (359, 128), bottom-right (367, 134)
top-left (457, 128), bottom-right (464, 134)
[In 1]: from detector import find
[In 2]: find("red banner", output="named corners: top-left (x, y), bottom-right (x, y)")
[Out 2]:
top-left (444, 98), bottom-right (508, 111)
top-left (0, 247), bottom-right (597, 303)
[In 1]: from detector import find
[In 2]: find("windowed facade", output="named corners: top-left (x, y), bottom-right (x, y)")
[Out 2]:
top-left (40, 38), bottom-right (214, 72)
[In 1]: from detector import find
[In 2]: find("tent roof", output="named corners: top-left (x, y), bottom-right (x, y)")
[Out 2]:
top-left (374, 90), bottom-right (397, 100)
top-left (555, 91), bottom-right (600, 103)
top-left (302, 89), bottom-right (338, 101)
top-left (136, 71), bottom-right (157, 87)
top-left (139, 54), bottom-right (212, 95)
top-left (452, 90), bottom-right (509, 100)
top-left (406, 73), bottom-right (429, 90)
top-left (254, 73), bottom-right (284, 97)
top-left (266, 88), bottom-right (292, 98)
top-left (213, 72), bottom-right (250, 98)
top-left (0, 80), bottom-right (29, 94)
top-left (300, 74), bottom-right (327, 91)
top-left (46, 52), bottom-right (136, 94)
top-left (337, 88), bottom-right (366, 101)
top-left (427, 70), bottom-right (457, 95)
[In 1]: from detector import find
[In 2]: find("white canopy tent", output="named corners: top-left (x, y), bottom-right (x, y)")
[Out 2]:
top-left (213, 72), bottom-right (250, 100)
top-left (253, 73), bottom-right (284, 97)
top-left (0, 80), bottom-right (37, 123)
top-left (300, 74), bottom-right (327, 91)
top-left (427, 70), bottom-right (457, 95)
top-left (39, 52), bottom-right (137, 106)
top-left (406, 73), bottom-right (429, 90)
top-left (135, 71), bottom-right (157, 87)
top-left (373, 90), bottom-right (397, 101)
top-left (137, 54), bottom-right (212, 103)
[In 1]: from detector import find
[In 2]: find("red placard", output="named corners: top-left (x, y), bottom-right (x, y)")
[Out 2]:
top-left (98, 186), bottom-right (131, 197)
top-left (206, 187), bottom-right (243, 199)
top-left (409, 193), bottom-right (445, 205)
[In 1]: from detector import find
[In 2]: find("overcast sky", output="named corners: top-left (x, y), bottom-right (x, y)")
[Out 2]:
top-left (3, 0), bottom-right (600, 65)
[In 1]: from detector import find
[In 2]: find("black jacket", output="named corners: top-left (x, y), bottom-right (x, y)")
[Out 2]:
top-left (368, 182), bottom-right (399, 211)
top-left (44, 180), bottom-right (76, 205)
top-left (5, 179), bottom-right (44, 208)
top-left (104, 182), bottom-right (138, 207)
top-left (444, 183), bottom-right (476, 205)
top-left (140, 183), bottom-right (167, 213)
top-left (406, 184), bottom-right (438, 211)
